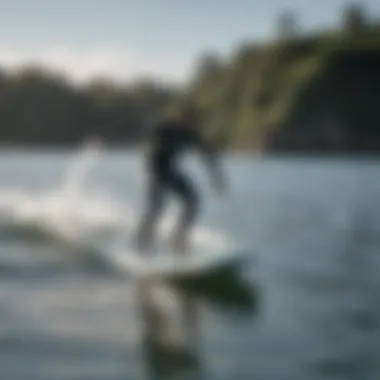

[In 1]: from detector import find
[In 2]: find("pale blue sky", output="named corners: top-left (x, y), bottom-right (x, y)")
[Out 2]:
top-left (0, 0), bottom-right (379, 84)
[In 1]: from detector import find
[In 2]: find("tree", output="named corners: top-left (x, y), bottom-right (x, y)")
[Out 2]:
top-left (342, 4), bottom-right (366, 34)
top-left (0, 66), bottom-right (179, 146)
top-left (191, 52), bottom-right (223, 87)
top-left (276, 11), bottom-right (300, 41)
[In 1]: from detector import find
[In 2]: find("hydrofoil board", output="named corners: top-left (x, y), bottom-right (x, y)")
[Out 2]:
top-left (111, 243), bottom-right (248, 279)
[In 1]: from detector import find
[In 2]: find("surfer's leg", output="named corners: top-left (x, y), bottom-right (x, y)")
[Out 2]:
top-left (169, 172), bottom-right (199, 253)
top-left (136, 175), bottom-right (166, 252)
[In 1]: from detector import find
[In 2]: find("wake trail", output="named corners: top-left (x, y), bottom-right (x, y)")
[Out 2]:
top-left (0, 141), bottom-right (237, 278)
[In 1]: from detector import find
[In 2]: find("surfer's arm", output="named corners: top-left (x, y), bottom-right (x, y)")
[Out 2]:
top-left (196, 134), bottom-right (226, 194)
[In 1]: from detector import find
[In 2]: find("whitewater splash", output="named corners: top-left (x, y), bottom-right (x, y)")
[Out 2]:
top-left (61, 138), bottom-right (103, 198)
top-left (0, 141), bottom-right (235, 273)
top-left (0, 140), bottom-right (130, 244)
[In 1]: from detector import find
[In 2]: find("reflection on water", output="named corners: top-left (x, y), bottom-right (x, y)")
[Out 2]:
top-left (0, 155), bottom-right (380, 379)
top-left (136, 267), bottom-right (259, 379)
top-left (139, 297), bottom-right (201, 378)
top-left (171, 266), bottom-right (258, 318)
top-left (137, 280), bottom-right (201, 379)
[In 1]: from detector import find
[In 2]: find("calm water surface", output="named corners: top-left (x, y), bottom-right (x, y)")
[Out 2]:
top-left (0, 151), bottom-right (379, 380)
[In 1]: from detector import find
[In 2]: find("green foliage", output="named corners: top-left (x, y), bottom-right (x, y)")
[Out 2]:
top-left (186, 23), bottom-right (380, 152)
top-left (0, 66), bottom-right (178, 146)
top-left (0, 12), bottom-right (379, 153)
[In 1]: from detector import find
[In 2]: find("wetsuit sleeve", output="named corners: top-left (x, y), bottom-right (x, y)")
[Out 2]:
top-left (195, 133), bottom-right (226, 191)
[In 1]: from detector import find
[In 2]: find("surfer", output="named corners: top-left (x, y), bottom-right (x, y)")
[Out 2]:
top-left (135, 102), bottom-right (226, 254)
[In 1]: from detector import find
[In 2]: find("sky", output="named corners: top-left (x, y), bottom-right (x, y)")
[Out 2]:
top-left (0, 0), bottom-right (379, 85)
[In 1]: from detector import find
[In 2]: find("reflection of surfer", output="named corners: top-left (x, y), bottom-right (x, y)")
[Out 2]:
top-left (136, 103), bottom-right (227, 254)
top-left (138, 285), bottom-right (201, 379)
top-left (137, 264), bottom-right (258, 379)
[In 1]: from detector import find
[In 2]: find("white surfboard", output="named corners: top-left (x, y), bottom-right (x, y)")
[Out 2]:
top-left (108, 245), bottom-right (248, 279)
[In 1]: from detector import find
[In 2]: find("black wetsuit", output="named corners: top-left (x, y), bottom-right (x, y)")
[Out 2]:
top-left (137, 119), bottom-right (222, 247)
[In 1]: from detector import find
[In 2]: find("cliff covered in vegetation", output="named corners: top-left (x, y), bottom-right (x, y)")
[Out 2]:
top-left (0, 5), bottom-right (379, 154)
top-left (188, 7), bottom-right (380, 153)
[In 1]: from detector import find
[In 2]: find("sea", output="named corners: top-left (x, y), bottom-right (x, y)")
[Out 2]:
top-left (0, 148), bottom-right (378, 380)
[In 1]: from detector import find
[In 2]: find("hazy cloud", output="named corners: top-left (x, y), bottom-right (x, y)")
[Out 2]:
top-left (0, 45), bottom-right (191, 85)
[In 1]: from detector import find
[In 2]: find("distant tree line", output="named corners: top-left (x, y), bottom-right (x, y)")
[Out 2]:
top-left (0, 2), bottom-right (375, 154)
top-left (0, 65), bottom-right (179, 147)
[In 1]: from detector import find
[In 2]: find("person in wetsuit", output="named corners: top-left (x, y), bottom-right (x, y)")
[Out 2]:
top-left (136, 103), bottom-right (226, 254)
